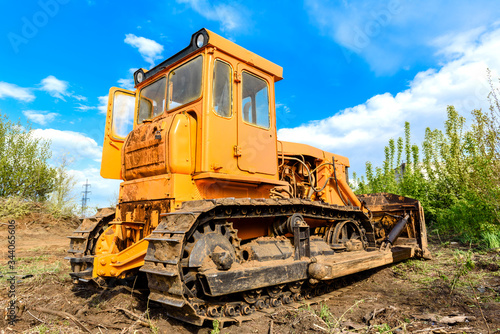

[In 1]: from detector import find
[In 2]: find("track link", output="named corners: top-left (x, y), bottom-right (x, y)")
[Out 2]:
top-left (67, 208), bottom-right (115, 282)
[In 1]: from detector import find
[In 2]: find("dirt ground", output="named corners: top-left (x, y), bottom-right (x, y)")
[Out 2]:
top-left (0, 217), bottom-right (499, 334)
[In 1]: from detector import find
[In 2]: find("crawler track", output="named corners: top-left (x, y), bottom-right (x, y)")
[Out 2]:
top-left (67, 208), bottom-right (115, 282)
top-left (140, 198), bottom-right (376, 325)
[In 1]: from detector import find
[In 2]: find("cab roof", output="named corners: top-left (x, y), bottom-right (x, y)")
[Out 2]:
top-left (136, 28), bottom-right (283, 86)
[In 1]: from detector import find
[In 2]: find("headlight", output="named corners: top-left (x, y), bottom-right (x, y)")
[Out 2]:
top-left (196, 33), bottom-right (205, 48)
top-left (134, 70), bottom-right (145, 85)
top-left (136, 71), bottom-right (144, 83)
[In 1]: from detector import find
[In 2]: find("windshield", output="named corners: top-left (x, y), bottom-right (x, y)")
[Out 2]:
top-left (167, 55), bottom-right (203, 110)
top-left (137, 77), bottom-right (166, 124)
top-left (242, 71), bottom-right (269, 129)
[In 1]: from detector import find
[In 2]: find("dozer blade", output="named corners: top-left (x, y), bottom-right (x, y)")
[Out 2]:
top-left (358, 193), bottom-right (431, 259)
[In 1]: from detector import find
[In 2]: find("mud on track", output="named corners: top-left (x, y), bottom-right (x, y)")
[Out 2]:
top-left (1, 218), bottom-right (499, 333)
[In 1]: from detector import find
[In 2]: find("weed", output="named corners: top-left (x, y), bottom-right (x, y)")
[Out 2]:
top-left (481, 231), bottom-right (500, 249)
top-left (145, 300), bottom-right (160, 334)
top-left (27, 324), bottom-right (51, 334)
top-left (450, 250), bottom-right (474, 294)
top-left (299, 303), bottom-right (312, 312)
top-left (0, 256), bottom-right (66, 287)
top-left (211, 319), bottom-right (221, 334)
top-left (333, 299), bottom-right (364, 328)
top-left (393, 258), bottom-right (440, 285)
top-left (317, 303), bottom-right (333, 328)
top-left (375, 323), bottom-right (392, 333)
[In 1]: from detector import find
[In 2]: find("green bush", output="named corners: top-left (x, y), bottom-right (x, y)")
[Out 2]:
top-left (0, 114), bottom-right (78, 220)
top-left (48, 156), bottom-right (78, 218)
top-left (0, 114), bottom-right (56, 200)
top-left (0, 196), bottom-right (36, 218)
top-left (352, 92), bottom-right (500, 248)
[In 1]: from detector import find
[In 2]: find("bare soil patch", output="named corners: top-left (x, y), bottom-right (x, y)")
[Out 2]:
top-left (1, 219), bottom-right (499, 333)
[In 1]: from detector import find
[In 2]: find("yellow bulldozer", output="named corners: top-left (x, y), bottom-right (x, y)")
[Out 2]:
top-left (67, 29), bottom-right (430, 325)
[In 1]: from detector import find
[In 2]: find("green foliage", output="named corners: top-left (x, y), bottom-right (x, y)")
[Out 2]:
top-left (211, 319), bottom-right (221, 334)
top-left (353, 79), bottom-right (500, 248)
top-left (48, 156), bottom-right (78, 218)
top-left (0, 114), bottom-right (56, 201)
top-left (450, 250), bottom-right (475, 294)
top-left (0, 196), bottom-right (36, 218)
top-left (375, 323), bottom-right (392, 333)
top-left (317, 303), bottom-right (334, 328)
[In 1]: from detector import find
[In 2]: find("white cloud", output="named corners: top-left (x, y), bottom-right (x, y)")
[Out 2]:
top-left (73, 95), bottom-right (87, 101)
top-left (176, 0), bottom-right (244, 31)
top-left (40, 75), bottom-right (70, 100)
top-left (75, 104), bottom-right (96, 112)
top-left (304, 0), bottom-right (500, 74)
top-left (0, 82), bottom-right (35, 102)
top-left (68, 167), bottom-right (121, 209)
top-left (278, 26), bottom-right (500, 173)
top-left (117, 78), bottom-right (135, 90)
top-left (124, 34), bottom-right (164, 67)
top-left (32, 129), bottom-right (102, 161)
top-left (22, 110), bottom-right (59, 125)
top-left (75, 94), bottom-right (111, 113)
top-left (98, 95), bottom-right (108, 114)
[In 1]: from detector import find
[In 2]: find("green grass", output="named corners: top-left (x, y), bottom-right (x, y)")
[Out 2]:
top-left (0, 255), bottom-right (66, 286)
top-left (23, 323), bottom-right (67, 334)
top-left (392, 258), bottom-right (440, 284)
top-left (375, 323), bottom-right (392, 333)
top-left (392, 246), bottom-right (499, 307)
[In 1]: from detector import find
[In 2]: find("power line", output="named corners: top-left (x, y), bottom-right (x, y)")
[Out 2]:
top-left (81, 179), bottom-right (91, 217)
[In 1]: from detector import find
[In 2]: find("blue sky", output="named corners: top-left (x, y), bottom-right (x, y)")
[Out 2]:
top-left (1, 0), bottom-right (500, 209)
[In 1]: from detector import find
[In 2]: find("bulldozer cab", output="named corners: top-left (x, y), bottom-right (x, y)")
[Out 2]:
top-left (100, 29), bottom-right (284, 182)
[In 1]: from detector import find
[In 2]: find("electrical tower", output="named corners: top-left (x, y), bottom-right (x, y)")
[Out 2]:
top-left (81, 179), bottom-right (91, 217)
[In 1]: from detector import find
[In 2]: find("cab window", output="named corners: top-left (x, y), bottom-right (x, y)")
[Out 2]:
top-left (111, 91), bottom-right (135, 139)
top-left (212, 60), bottom-right (232, 117)
top-left (167, 55), bottom-right (203, 110)
top-left (137, 77), bottom-right (166, 124)
top-left (241, 72), bottom-right (269, 128)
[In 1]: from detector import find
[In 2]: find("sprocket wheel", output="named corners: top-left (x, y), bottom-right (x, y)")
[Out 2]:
top-left (180, 221), bottom-right (241, 298)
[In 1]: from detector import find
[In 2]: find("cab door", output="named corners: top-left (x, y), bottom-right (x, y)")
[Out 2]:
top-left (236, 66), bottom-right (277, 175)
top-left (101, 87), bottom-right (135, 179)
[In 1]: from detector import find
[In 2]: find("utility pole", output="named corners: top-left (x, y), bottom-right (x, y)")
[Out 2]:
top-left (81, 179), bottom-right (91, 217)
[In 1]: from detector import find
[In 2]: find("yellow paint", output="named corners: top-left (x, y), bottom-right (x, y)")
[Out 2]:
top-left (168, 113), bottom-right (196, 174)
top-left (93, 29), bottom-right (370, 281)
top-left (101, 87), bottom-right (135, 179)
top-left (93, 238), bottom-right (148, 278)
top-left (204, 29), bottom-right (283, 82)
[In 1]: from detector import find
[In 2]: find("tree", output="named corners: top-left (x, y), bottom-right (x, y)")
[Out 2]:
top-left (0, 114), bottom-right (56, 200)
top-left (48, 155), bottom-right (78, 218)
top-left (352, 104), bottom-right (500, 248)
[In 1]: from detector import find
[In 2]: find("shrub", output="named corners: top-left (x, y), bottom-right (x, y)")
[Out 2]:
top-left (0, 114), bottom-right (56, 201)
